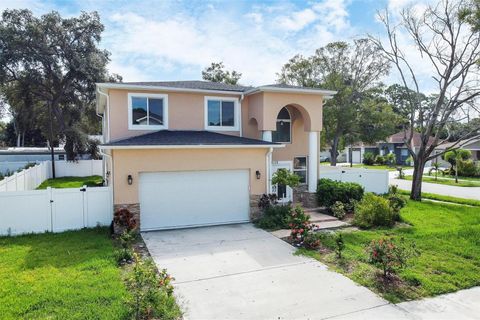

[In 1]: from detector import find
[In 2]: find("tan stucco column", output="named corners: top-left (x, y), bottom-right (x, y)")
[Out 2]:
top-left (308, 131), bottom-right (319, 192)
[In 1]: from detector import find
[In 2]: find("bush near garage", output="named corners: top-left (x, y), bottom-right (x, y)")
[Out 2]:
top-left (255, 204), bottom-right (292, 230)
top-left (363, 152), bottom-right (375, 165)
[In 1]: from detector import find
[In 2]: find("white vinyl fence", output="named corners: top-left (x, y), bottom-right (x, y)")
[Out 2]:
top-left (319, 166), bottom-right (389, 194)
top-left (0, 186), bottom-right (112, 236)
top-left (0, 160), bottom-right (103, 192)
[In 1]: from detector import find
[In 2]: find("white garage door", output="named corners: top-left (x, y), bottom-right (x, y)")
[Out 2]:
top-left (351, 150), bottom-right (361, 163)
top-left (139, 170), bottom-right (250, 231)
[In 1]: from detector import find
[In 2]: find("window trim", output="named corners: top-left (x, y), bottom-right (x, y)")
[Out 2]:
top-left (272, 107), bottom-right (292, 143)
top-left (128, 92), bottom-right (169, 131)
top-left (293, 156), bottom-right (308, 185)
top-left (204, 96), bottom-right (240, 131)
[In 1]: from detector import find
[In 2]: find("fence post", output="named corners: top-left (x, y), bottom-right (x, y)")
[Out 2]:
top-left (48, 187), bottom-right (54, 232)
top-left (82, 185), bottom-right (87, 228)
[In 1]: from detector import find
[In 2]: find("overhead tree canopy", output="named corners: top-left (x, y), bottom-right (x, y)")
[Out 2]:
top-left (202, 62), bottom-right (242, 85)
top-left (0, 9), bottom-right (120, 174)
top-left (370, 0), bottom-right (480, 200)
top-left (278, 40), bottom-right (398, 165)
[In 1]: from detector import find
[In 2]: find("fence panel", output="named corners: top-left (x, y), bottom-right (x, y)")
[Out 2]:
top-left (319, 167), bottom-right (389, 194)
top-left (0, 186), bottom-right (112, 236)
top-left (0, 190), bottom-right (51, 235)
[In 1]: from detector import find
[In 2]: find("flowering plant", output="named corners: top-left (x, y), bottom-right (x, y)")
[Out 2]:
top-left (366, 237), bottom-right (419, 278)
top-left (289, 206), bottom-right (316, 244)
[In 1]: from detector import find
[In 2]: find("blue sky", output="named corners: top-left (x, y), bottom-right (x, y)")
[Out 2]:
top-left (1, 0), bottom-right (430, 85)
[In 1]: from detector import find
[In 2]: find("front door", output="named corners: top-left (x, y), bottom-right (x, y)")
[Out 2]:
top-left (271, 161), bottom-right (293, 203)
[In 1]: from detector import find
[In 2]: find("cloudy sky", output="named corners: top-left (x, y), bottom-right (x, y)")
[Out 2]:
top-left (1, 0), bottom-right (435, 87)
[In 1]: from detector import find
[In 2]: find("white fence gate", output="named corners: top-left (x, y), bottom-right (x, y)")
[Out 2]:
top-left (0, 186), bottom-right (112, 236)
top-left (319, 166), bottom-right (389, 194)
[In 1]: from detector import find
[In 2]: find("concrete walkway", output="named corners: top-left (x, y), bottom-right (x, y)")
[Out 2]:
top-left (143, 224), bottom-right (412, 319)
top-left (391, 178), bottom-right (480, 200)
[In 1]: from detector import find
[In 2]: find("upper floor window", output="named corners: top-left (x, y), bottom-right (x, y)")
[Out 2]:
top-left (272, 107), bottom-right (291, 143)
top-left (128, 93), bottom-right (168, 130)
top-left (204, 97), bottom-right (239, 131)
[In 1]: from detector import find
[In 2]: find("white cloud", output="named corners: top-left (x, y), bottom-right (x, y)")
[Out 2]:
top-left (103, 0), bottom-right (355, 85)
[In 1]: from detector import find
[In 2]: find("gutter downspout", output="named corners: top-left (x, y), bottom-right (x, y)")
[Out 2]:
top-left (239, 93), bottom-right (244, 137)
top-left (97, 88), bottom-right (110, 143)
top-left (265, 147), bottom-right (273, 194)
top-left (99, 147), bottom-right (114, 214)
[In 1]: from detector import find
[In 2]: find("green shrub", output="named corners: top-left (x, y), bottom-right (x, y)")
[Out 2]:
top-left (126, 254), bottom-right (180, 320)
top-left (366, 237), bottom-right (420, 278)
top-left (363, 152), bottom-right (375, 165)
top-left (255, 204), bottom-right (291, 230)
top-left (317, 178), bottom-right (364, 207)
top-left (353, 193), bottom-right (395, 229)
top-left (444, 149), bottom-right (471, 169)
top-left (335, 233), bottom-right (345, 259)
top-left (303, 232), bottom-right (320, 249)
top-left (457, 159), bottom-right (478, 177)
top-left (385, 153), bottom-right (396, 166)
top-left (330, 201), bottom-right (346, 220)
top-left (375, 155), bottom-right (386, 165)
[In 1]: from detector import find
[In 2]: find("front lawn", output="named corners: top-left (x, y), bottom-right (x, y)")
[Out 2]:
top-left (0, 228), bottom-right (129, 319)
top-left (353, 164), bottom-right (409, 171)
top-left (36, 175), bottom-right (103, 189)
top-left (299, 200), bottom-right (480, 303)
top-left (404, 175), bottom-right (480, 187)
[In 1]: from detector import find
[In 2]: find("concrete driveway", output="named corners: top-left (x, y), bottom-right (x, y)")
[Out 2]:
top-left (142, 224), bottom-right (412, 319)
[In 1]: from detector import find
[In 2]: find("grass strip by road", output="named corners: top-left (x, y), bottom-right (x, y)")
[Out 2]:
top-left (36, 175), bottom-right (103, 189)
top-left (404, 175), bottom-right (480, 187)
top-left (398, 189), bottom-right (480, 207)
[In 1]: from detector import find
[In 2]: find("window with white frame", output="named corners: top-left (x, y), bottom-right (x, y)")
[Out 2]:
top-left (204, 97), bottom-right (238, 130)
top-left (128, 93), bottom-right (168, 130)
top-left (293, 156), bottom-right (307, 184)
top-left (272, 107), bottom-right (291, 143)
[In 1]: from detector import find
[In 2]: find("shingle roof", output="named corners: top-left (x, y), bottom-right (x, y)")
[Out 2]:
top-left (386, 130), bottom-right (435, 147)
top-left (102, 130), bottom-right (278, 147)
top-left (119, 80), bottom-right (253, 92)
top-left (263, 83), bottom-right (331, 91)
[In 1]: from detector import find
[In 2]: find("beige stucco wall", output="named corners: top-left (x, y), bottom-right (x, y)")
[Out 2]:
top-left (246, 91), bottom-right (323, 132)
top-left (271, 108), bottom-right (309, 161)
top-left (108, 89), bottom-right (242, 142)
top-left (112, 148), bottom-right (268, 204)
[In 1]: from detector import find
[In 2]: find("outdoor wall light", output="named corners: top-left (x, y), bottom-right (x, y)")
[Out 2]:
top-left (127, 174), bottom-right (133, 185)
top-left (256, 170), bottom-right (261, 179)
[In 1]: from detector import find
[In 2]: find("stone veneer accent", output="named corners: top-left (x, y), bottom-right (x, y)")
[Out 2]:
top-left (249, 194), bottom-right (263, 221)
top-left (293, 185), bottom-right (318, 208)
top-left (113, 203), bottom-right (140, 234)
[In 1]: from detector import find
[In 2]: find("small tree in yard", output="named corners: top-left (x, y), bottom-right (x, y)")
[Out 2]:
top-left (366, 237), bottom-right (420, 278)
top-left (271, 168), bottom-right (301, 189)
top-left (444, 149), bottom-right (472, 183)
top-left (370, 0), bottom-right (480, 200)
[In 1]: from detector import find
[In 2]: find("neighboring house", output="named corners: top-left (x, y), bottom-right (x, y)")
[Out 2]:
top-left (0, 147), bottom-right (66, 175)
top-left (436, 138), bottom-right (480, 162)
top-left (346, 130), bottom-right (435, 165)
top-left (96, 80), bottom-right (335, 231)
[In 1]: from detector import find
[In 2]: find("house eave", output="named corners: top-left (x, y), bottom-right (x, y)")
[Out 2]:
top-left (96, 83), bottom-right (245, 97)
top-left (244, 86), bottom-right (337, 97)
top-left (100, 144), bottom-right (285, 150)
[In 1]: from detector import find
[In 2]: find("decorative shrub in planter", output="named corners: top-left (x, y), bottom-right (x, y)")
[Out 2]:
top-left (317, 178), bottom-right (364, 207)
top-left (113, 208), bottom-right (138, 234)
top-left (366, 237), bottom-right (420, 278)
top-left (258, 193), bottom-right (278, 211)
top-left (353, 193), bottom-right (395, 229)
top-left (303, 232), bottom-right (321, 249)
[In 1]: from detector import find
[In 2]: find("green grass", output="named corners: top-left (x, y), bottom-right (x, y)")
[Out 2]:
top-left (404, 175), bottom-right (480, 187)
top-left (299, 200), bottom-right (480, 302)
top-left (397, 189), bottom-right (480, 207)
top-left (0, 228), bottom-right (129, 319)
top-left (36, 175), bottom-right (103, 189)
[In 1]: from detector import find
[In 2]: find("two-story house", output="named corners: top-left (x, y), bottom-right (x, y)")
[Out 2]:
top-left (96, 81), bottom-right (335, 231)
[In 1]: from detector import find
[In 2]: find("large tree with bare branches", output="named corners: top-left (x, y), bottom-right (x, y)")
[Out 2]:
top-left (370, 0), bottom-right (480, 200)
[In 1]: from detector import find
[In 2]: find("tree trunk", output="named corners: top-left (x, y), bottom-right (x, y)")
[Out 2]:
top-left (16, 134), bottom-right (21, 147)
top-left (48, 103), bottom-right (56, 178)
top-left (330, 136), bottom-right (340, 166)
top-left (410, 158), bottom-right (426, 201)
top-left (455, 164), bottom-right (458, 183)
